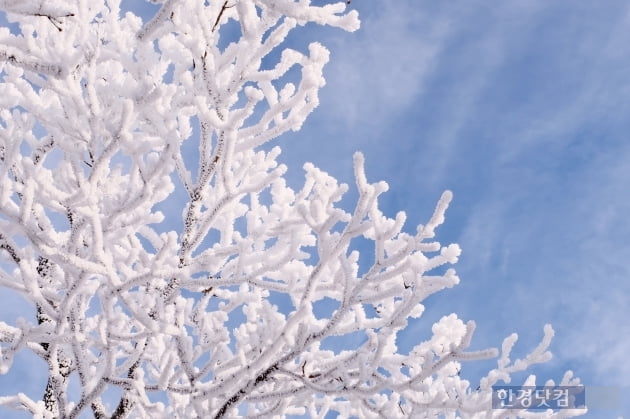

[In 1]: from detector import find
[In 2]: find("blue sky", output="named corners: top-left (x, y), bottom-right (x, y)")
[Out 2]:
top-left (278, 1), bottom-right (629, 417)
top-left (1, 1), bottom-right (629, 417)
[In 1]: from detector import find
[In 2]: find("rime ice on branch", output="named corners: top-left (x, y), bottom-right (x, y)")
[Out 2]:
top-left (0, 1), bottom-right (584, 418)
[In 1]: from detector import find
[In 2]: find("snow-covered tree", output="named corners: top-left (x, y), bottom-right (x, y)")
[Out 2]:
top-left (0, 1), bottom-right (586, 417)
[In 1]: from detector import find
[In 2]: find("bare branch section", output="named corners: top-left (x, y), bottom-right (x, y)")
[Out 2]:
top-left (0, 1), bottom-right (583, 419)
top-left (212, 1), bottom-right (232, 32)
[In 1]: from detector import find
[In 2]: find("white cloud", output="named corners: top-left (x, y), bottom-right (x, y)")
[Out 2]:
top-left (319, 2), bottom-right (451, 132)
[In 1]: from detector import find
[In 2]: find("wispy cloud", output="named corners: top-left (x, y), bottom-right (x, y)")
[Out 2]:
top-left (318, 3), bottom-right (451, 133)
top-left (304, 2), bottom-right (630, 411)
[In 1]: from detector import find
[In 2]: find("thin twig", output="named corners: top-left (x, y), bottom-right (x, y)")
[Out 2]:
top-left (212, 1), bottom-right (231, 32)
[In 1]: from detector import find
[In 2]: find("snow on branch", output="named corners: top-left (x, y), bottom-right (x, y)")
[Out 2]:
top-left (0, 0), bottom-right (75, 18)
top-left (0, 1), bottom-right (583, 418)
top-left (0, 47), bottom-right (66, 78)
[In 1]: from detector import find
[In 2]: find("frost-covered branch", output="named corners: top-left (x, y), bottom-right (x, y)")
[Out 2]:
top-left (0, 0), bottom-right (75, 18)
top-left (0, 1), bottom-right (583, 418)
